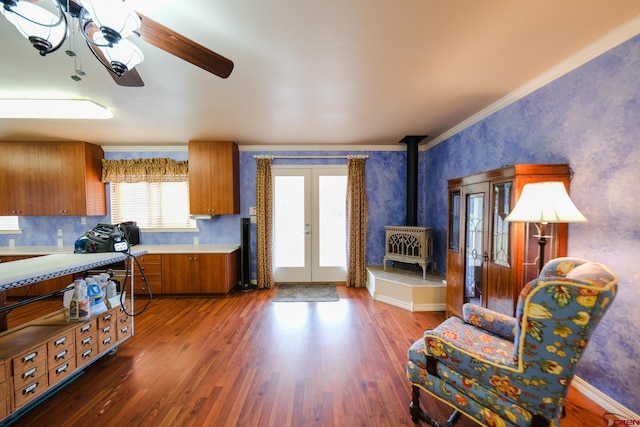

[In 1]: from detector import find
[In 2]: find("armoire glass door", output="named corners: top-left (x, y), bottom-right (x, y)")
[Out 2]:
top-left (464, 187), bottom-right (487, 306)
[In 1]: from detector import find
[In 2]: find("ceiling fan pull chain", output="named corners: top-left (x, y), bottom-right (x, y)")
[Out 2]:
top-left (65, 0), bottom-right (85, 82)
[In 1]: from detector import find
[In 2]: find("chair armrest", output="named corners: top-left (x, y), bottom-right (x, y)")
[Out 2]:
top-left (462, 303), bottom-right (516, 341)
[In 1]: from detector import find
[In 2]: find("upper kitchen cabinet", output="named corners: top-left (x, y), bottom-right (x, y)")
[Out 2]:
top-left (0, 141), bottom-right (106, 216)
top-left (188, 141), bottom-right (240, 215)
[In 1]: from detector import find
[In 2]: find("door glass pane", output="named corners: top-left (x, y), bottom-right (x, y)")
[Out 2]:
top-left (493, 182), bottom-right (512, 267)
top-left (448, 190), bottom-right (461, 251)
top-left (465, 193), bottom-right (484, 305)
top-left (274, 176), bottom-right (305, 267)
top-left (318, 175), bottom-right (347, 267)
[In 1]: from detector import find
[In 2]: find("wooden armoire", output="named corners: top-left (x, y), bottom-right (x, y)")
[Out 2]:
top-left (445, 164), bottom-right (572, 318)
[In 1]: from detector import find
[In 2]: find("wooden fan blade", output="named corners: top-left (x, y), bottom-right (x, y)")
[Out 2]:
top-left (136, 13), bottom-right (234, 79)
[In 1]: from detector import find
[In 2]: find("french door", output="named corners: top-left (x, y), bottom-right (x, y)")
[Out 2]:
top-left (272, 166), bottom-right (347, 283)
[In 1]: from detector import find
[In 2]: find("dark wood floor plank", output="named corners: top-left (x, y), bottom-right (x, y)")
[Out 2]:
top-left (4, 286), bottom-right (610, 426)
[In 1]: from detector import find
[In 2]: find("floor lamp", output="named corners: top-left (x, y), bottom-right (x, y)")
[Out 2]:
top-left (506, 181), bottom-right (587, 273)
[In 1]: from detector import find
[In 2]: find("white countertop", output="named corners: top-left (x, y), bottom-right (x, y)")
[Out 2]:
top-left (134, 244), bottom-right (240, 254)
top-left (0, 244), bottom-right (240, 256)
top-left (0, 251), bottom-right (148, 291)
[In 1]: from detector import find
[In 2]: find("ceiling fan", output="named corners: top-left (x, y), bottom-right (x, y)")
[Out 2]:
top-left (1, 0), bottom-right (234, 87)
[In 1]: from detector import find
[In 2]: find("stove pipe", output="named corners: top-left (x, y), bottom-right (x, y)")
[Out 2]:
top-left (399, 135), bottom-right (427, 226)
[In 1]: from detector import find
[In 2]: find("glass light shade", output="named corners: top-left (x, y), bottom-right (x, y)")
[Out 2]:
top-left (505, 181), bottom-right (588, 224)
top-left (93, 32), bottom-right (144, 74)
top-left (82, 0), bottom-right (141, 40)
top-left (1, 2), bottom-right (67, 52)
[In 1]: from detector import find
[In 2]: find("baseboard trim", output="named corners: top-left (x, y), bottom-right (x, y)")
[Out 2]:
top-left (571, 376), bottom-right (639, 420)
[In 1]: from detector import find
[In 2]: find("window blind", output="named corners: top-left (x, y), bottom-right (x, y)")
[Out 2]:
top-left (110, 182), bottom-right (196, 229)
top-left (0, 216), bottom-right (19, 232)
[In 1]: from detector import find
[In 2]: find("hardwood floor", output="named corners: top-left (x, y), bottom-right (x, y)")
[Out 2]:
top-left (4, 286), bottom-right (608, 426)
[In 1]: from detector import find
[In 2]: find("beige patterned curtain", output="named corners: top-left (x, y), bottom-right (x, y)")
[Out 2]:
top-left (255, 157), bottom-right (275, 289)
top-left (346, 157), bottom-right (368, 287)
top-left (102, 158), bottom-right (188, 182)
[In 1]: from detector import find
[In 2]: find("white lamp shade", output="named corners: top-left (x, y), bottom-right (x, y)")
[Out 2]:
top-left (93, 32), bottom-right (144, 72)
top-left (505, 181), bottom-right (587, 224)
top-left (1, 2), bottom-right (66, 47)
top-left (82, 0), bottom-right (141, 39)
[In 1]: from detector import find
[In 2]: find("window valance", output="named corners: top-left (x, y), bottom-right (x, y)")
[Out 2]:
top-left (102, 158), bottom-right (188, 183)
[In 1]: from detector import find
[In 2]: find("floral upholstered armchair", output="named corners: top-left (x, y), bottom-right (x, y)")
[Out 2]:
top-left (406, 257), bottom-right (618, 427)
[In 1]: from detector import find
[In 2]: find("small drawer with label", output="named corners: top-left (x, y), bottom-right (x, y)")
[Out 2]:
top-left (13, 358), bottom-right (46, 390)
top-left (98, 330), bottom-right (117, 353)
top-left (74, 319), bottom-right (97, 341)
top-left (14, 375), bottom-right (47, 408)
top-left (48, 358), bottom-right (76, 387)
top-left (48, 345), bottom-right (75, 368)
top-left (98, 310), bottom-right (117, 329)
top-left (47, 330), bottom-right (74, 354)
top-left (12, 345), bottom-right (46, 377)
top-left (76, 345), bottom-right (98, 367)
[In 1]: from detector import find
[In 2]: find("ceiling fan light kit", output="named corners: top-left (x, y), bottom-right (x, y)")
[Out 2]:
top-left (2, 0), bottom-right (234, 86)
top-left (81, 0), bottom-right (140, 43)
top-left (1, 0), bottom-right (68, 55)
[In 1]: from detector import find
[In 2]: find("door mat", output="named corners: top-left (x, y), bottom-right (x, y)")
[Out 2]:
top-left (272, 284), bottom-right (339, 302)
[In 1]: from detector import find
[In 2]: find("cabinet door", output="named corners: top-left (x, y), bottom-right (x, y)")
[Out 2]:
top-left (463, 183), bottom-right (490, 308)
top-left (161, 253), bottom-right (238, 294)
top-left (188, 142), bottom-right (213, 215)
top-left (486, 180), bottom-right (515, 314)
top-left (197, 254), bottom-right (226, 293)
top-left (445, 188), bottom-right (464, 318)
top-left (161, 254), bottom-right (196, 294)
top-left (0, 143), bottom-right (42, 215)
top-left (188, 141), bottom-right (240, 215)
top-left (208, 142), bottom-right (239, 214)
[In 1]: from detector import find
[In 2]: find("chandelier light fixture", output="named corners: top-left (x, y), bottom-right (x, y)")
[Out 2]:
top-left (0, 0), bottom-right (144, 77)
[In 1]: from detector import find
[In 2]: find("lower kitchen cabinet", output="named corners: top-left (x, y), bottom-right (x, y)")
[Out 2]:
top-left (161, 251), bottom-right (239, 295)
top-left (129, 254), bottom-right (163, 296)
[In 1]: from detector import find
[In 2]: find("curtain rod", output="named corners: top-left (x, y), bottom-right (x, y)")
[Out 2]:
top-left (253, 154), bottom-right (368, 159)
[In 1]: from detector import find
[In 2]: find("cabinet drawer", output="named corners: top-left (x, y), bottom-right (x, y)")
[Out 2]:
top-left (14, 375), bottom-right (47, 408)
top-left (13, 358), bottom-right (46, 389)
top-left (47, 330), bottom-right (74, 354)
top-left (48, 345), bottom-right (75, 368)
top-left (134, 254), bottom-right (162, 265)
top-left (98, 332), bottom-right (117, 353)
top-left (97, 310), bottom-right (117, 329)
top-left (135, 262), bottom-right (162, 275)
top-left (76, 345), bottom-right (98, 367)
top-left (12, 345), bottom-right (46, 376)
top-left (117, 315), bottom-right (133, 341)
top-left (75, 319), bottom-right (97, 340)
top-left (76, 331), bottom-right (97, 352)
top-left (48, 358), bottom-right (76, 387)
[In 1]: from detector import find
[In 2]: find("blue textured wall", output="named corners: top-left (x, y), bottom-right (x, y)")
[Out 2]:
top-left (422, 34), bottom-right (640, 412)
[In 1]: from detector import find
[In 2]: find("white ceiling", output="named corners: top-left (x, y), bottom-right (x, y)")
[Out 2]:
top-left (1, 0), bottom-right (640, 148)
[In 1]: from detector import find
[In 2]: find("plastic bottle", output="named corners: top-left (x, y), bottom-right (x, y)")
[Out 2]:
top-left (87, 282), bottom-right (107, 315)
top-left (106, 279), bottom-right (118, 300)
top-left (77, 279), bottom-right (91, 321)
top-left (69, 279), bottom-right (82, 321)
